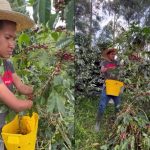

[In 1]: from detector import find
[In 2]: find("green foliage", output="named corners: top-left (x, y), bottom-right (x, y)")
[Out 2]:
top-left (114, 25), bottom-right (150, 115)
top-left (12, 26), bottom-right (74, 149)
top-left (75, 32), bottom-right (102, 97)
top-left (8, 0), bottom-right (28, 15)
top-left (64, 0), bottom-right (74, 31)
top-left (18, 33), bottom-right (31, 49)
top-left (33, 0), bottom-right (51, 25)
top-left (32, 0), bottom-right (74, 30)
top-left (100, 104), bottom-right (150, 150)
top-left (56, 36), bottom-right (73, 49)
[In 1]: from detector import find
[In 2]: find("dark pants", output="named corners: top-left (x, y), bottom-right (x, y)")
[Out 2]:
top-left (0, 112), bottom-right (8, 133)
top-left (0, 112), bottom-right (8, 150)
top-left (98, 87), bottom-right (120, 114)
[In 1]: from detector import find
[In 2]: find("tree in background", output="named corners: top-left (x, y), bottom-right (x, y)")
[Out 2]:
top-left (75, 0), bottom-right (103, 97)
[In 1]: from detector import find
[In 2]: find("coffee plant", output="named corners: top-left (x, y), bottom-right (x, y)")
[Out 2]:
top-left (100, 104), bottom-right (150, 150)
top-left (98, 24), bottom-right (150, 150)
top-left (10, 26), bottom-right (74, 149)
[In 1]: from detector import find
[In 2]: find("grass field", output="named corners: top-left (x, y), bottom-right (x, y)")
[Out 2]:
top-left (75, 96), bottom-right (117, 150)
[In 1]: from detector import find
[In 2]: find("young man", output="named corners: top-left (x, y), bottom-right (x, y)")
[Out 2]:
top-left (95, 48), bottom-right (121, 132)
top-left (0, 0), bottom-right (35, 133)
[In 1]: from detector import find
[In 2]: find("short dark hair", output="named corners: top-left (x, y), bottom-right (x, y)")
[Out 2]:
top-left (0, 20), bottom-right (16, 30)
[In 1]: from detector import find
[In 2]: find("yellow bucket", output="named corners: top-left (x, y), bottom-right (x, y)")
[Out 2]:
top-left (105, 79), bottom-right (124, 96)
top-left (1, 112), bottom-right (38, 150)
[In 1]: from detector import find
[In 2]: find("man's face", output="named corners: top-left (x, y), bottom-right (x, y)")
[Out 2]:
top-left (107, 51), bottom-right (116, 61)
top-left (0, 23), bottom-right (16, 59)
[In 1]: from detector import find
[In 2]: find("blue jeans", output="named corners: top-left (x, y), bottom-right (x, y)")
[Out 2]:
top-left (98, 87), bottom-right (120, 114)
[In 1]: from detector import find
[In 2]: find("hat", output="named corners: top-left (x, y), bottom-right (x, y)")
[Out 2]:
top-left (102, 48), bottom-right (117, 60)
top-left (0, 0), bottom-right (35, 32)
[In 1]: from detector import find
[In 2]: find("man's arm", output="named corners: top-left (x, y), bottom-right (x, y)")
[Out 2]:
top-left (12, 73), bottom-right (33, 95)
top-left (101, 65), bottom-right (116, 73)
top-left (0, 82), bottom-right (33, 112)
top-left (101, 66), bottom-right (108, 73)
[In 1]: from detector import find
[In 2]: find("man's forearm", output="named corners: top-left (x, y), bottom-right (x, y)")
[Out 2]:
top-left (17, 84), bottom-right (33, 95)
